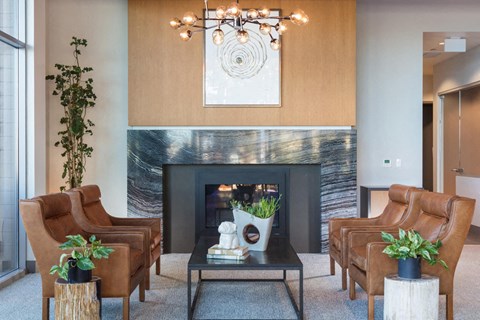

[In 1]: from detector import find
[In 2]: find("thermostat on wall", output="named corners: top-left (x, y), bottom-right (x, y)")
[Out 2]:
top-left (383, 159), bottom-right (392, 168)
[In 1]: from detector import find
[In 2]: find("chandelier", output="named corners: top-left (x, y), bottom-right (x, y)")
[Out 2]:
top-left (169, 0), bottom-right (309, 51)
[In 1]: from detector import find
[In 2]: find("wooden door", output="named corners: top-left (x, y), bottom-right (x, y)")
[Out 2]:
top-left (443, 92), bottom-right (460, 195)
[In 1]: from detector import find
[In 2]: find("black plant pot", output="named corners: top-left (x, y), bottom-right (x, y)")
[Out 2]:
top-left (67, 258), bottom-right (92, 283)
top-left (398, 257), bottom-right (421, 279)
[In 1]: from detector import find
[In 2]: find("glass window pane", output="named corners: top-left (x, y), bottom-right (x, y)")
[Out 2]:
top-left (0, 40), bottom-right (19, 276)
top-left (0, 0), bottom-right (19, 38)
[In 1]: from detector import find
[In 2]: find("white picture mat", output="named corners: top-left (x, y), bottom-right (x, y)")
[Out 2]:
top-left (204, 10), bottom-right (281, 106)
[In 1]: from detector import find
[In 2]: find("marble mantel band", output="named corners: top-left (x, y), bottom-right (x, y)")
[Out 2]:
top-left (127, 128), bottom-right (357, 251)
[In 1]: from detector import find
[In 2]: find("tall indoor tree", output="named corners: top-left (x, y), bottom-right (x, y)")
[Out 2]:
top-left (46, 37), bottom-right (96, 191)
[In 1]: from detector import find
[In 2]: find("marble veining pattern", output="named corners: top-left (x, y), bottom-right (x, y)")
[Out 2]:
top-left (127, 129), bottom-right (357, 252)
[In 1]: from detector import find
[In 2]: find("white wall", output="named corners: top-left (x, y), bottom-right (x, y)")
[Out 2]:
top-left (357, 0), bottom-right (480, 190)
top-left (45, 0), bottom-right (128, 215)
top-left (456, 177), bottom-right (480, 226)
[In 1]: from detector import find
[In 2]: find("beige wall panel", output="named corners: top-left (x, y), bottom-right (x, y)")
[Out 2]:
top-left (129, 0), bottom-right (356, 126)
top-left (460, 87), bottom-right (480, 176)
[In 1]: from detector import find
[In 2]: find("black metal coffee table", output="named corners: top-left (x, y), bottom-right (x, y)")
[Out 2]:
top-left (187, 237), bottom-right (303, 320)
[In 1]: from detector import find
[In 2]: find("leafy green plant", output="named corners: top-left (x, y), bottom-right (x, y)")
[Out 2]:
top-left (230, 195), bottom-right (281, 219)
top-left (46, 37), bottom-right (96, 191)
top-left (49, 234), bottom-right (114, 281)
top-left (382, 228), bottom-right (448, 269)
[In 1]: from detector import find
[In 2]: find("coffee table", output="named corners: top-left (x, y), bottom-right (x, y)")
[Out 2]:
top-left (187, 237), bottom-right (303, 320)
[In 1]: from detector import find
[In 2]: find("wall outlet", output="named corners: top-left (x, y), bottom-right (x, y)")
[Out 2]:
top-left (383, 159), bottom-right (392, 167)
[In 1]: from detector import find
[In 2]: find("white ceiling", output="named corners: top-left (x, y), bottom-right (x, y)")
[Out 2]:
top-left (423, 32), bottom-right (480, 76)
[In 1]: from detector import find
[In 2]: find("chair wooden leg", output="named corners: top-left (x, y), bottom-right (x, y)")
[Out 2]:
top-left (123, 297), bottom-right (130, 320)
top-left (368, 295), bottom-right (375, 320)
top-left (145, 270), bottom-right (150, 290)
top-left (155, 257), bottom-right (160, 275)
top-left (330, 256), bottom-right (335, 275)
top-left (342, 267), bottom-right (347, 290)
top-left (349, 277), bottom-right (356, 300)
top-left (447, 294), bottom-right (454, 320)
top-left (139, 278), bottom-right (146, 302)
top-left (42, 297), bottom-right (49, 320)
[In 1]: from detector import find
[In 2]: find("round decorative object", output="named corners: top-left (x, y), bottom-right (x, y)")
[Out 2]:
top-left (398, 257), bottom-right (421, 279)
top-left (218, 30), bottom-right (267, 79)
top-left (233, 208), bottom-right (274, 251)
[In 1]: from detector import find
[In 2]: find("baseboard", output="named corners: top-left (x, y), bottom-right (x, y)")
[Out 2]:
top-left (0, 269), bottom-right (26, 290)
top-left (470, 225), bottom-right (480, 234)
top-left (26, 260), bottom-right (36, 274)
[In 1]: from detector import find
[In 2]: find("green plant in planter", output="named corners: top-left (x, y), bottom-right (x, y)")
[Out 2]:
top-left (381, 228), bottom-right (448, 269)
top-left (46, 37), bottom-right (96, 191)
top-left (49, 234), bottom-right (114, 281)
top-left (230, 195), bottom-right (281, 219)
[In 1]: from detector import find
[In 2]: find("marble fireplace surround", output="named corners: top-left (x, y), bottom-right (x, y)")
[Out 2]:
top-left (127, 128), bottom-right (357, 252)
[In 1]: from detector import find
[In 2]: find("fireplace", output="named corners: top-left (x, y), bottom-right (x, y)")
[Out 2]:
top-left (195, 166), bottom-right (287, 240)
top-left (127, 129), bottom-right (357, 253)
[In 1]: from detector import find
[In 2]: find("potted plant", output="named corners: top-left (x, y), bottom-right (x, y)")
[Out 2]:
top-left (50, 234), bottom-right (114, 283)
top-left (382, 228), bottom-right (448, 279)
top-left (230, 195), bottom-right (281, 251)
top-left (46, 37), bottom-right (97, 191)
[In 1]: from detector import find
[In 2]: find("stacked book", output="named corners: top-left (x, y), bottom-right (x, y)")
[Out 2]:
top-left (206, 244), bottom-right (249, 261)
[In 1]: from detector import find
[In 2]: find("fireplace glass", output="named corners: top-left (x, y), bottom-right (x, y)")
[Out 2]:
top-left (205, 183), bottom-right (280, 229)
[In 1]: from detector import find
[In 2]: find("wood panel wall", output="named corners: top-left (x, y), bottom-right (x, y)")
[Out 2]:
top-left (128, 0), bottom-right (356, 126)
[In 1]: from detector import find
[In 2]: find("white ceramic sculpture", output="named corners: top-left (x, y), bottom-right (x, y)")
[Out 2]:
top-left (218, 221), bottom-right (240, 249)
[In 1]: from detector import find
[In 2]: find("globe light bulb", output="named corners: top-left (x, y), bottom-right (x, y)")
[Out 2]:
top-left (216, 6), bottom-right (227, 19)
top-left (169, 17), bottom-right (182, 30)
top-left (247, 9), bottom-right (259, 19)
top-left (212, 28), bottom-right (224, 45)
top-left (259, 23), bottom-right (271, 35)
top-left (270, 39), bottom-right (281, 51)
top-left (258, 7), bottom-right (270, 18)
top-left (276, 21), bottom-right (288, 35)
top-left (290, 9), bottom-right (309, 26)
top-left (182, 11), bottom-right (198, 26)
top-left (227, 2), bottom-right (242, 17)
top-left (179, 29), bottom-right (193, 41)
top-left (236, 30), bottom-right (249, 44)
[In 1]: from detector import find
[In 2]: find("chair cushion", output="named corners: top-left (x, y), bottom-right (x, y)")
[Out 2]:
top-left (151, 231), bottom-right (161, 250)
top-left (130, 248), bottom-right (144, 276)
top-left (350, 246), bottom-right (367, 271)
top-left (37, 193), bottom-right (86, 241)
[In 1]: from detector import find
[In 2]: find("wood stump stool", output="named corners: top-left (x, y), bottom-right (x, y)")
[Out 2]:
top-left (54, 277), bottom-right (101, 320)
top-left (384, 274), bottom-right (439, 320)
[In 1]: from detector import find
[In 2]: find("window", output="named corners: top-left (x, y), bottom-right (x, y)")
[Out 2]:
top-left (0, 0), bottom-right (25, 279)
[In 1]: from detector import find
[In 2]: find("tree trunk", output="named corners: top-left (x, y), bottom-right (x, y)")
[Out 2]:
top-left (54, 278), bottom-right (101, 320)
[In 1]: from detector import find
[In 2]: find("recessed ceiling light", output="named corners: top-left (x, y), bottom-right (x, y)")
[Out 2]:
top-left (439, 42), bottom-right (445, 45)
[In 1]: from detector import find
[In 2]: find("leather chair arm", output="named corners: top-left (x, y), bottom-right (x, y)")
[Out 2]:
top-left (348, 230), bottom-right (398, 248)
top-left (329, 217), bottom-right (380, 234)
top-left (93, 230), bottom-right (147, 256)
top-left (94, 231), bottom-right (148, 270)
top-left (365, 242), bottom-right (398, 295)
top-left (87, 225), bottom-right (151, 249)
top-left (93, 243), bottom-right (131, 297)
top-left (110, 217), bottom-right (161, 233)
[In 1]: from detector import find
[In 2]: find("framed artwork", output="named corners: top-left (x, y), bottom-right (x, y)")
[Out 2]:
top-left (203, 9), bottom-right (281, 107)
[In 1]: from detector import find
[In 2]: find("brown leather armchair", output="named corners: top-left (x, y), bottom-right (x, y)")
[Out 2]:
top-left (329, 184), bottom-right (422, 289)
top-left (66, 185), bottom-right (161, 290)
top-left (347, 192), bottom-right (475, 320)
top-left (20, 192), bottom-right (147, 320)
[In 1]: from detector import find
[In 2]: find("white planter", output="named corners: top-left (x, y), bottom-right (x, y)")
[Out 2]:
top-left (233, 208), bottom-right (274, 251)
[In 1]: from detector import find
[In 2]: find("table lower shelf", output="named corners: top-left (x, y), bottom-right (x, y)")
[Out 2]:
top-left (187, 269), bottom-right (303, 320)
